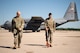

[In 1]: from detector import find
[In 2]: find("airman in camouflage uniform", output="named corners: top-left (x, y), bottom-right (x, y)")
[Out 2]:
top-left (45, 13), bottom-right (56, 47)
top-left (12, 11), bottom-right (24, 49)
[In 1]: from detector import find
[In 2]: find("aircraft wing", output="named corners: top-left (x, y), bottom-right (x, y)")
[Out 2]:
top-left (24, 16), bottom-right (44, 32)
top-left (55, 19), bottom-right (68, 27)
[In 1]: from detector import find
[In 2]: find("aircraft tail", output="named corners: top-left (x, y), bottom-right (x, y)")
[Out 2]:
top-left (63, 2), bottom-right (79, 21)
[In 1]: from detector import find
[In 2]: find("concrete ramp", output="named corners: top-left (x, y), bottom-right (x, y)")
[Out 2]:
top-left (0, 28), bottom-right (9, 33)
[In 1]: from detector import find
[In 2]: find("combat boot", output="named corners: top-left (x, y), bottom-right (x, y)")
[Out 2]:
top-left (18, 44), bottom-right (20, 48)
top-left (46, 41), bottom-right (50, 47)
top-left (13, 45), bottom-right (17, 49)
top-left (50, 43), bottom-right (52, 47)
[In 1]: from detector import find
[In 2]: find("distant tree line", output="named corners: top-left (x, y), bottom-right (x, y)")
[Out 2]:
top-left (56, 28), bottom-right (80, 31)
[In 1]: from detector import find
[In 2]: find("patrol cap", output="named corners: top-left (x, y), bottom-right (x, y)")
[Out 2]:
top-left (49, 13), bottom-right (52, 16)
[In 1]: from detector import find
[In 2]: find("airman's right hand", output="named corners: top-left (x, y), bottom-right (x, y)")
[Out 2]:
top-left (46, 27), bottom-right (48, 31)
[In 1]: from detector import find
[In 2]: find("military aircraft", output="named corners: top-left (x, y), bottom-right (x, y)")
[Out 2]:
top-left (39, 2), bottom-right (79, 31)
top-left (1, 2), bottom-right (79, 32)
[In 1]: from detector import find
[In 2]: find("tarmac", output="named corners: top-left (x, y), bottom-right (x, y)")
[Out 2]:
top-left (0, 30), bottom-right (80, 53)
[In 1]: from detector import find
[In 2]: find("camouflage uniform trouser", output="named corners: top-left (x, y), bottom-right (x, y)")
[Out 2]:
top-left (45, 30), bottom-right (53, 43)
top-left (13, 29), bottom-right (22, 46)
